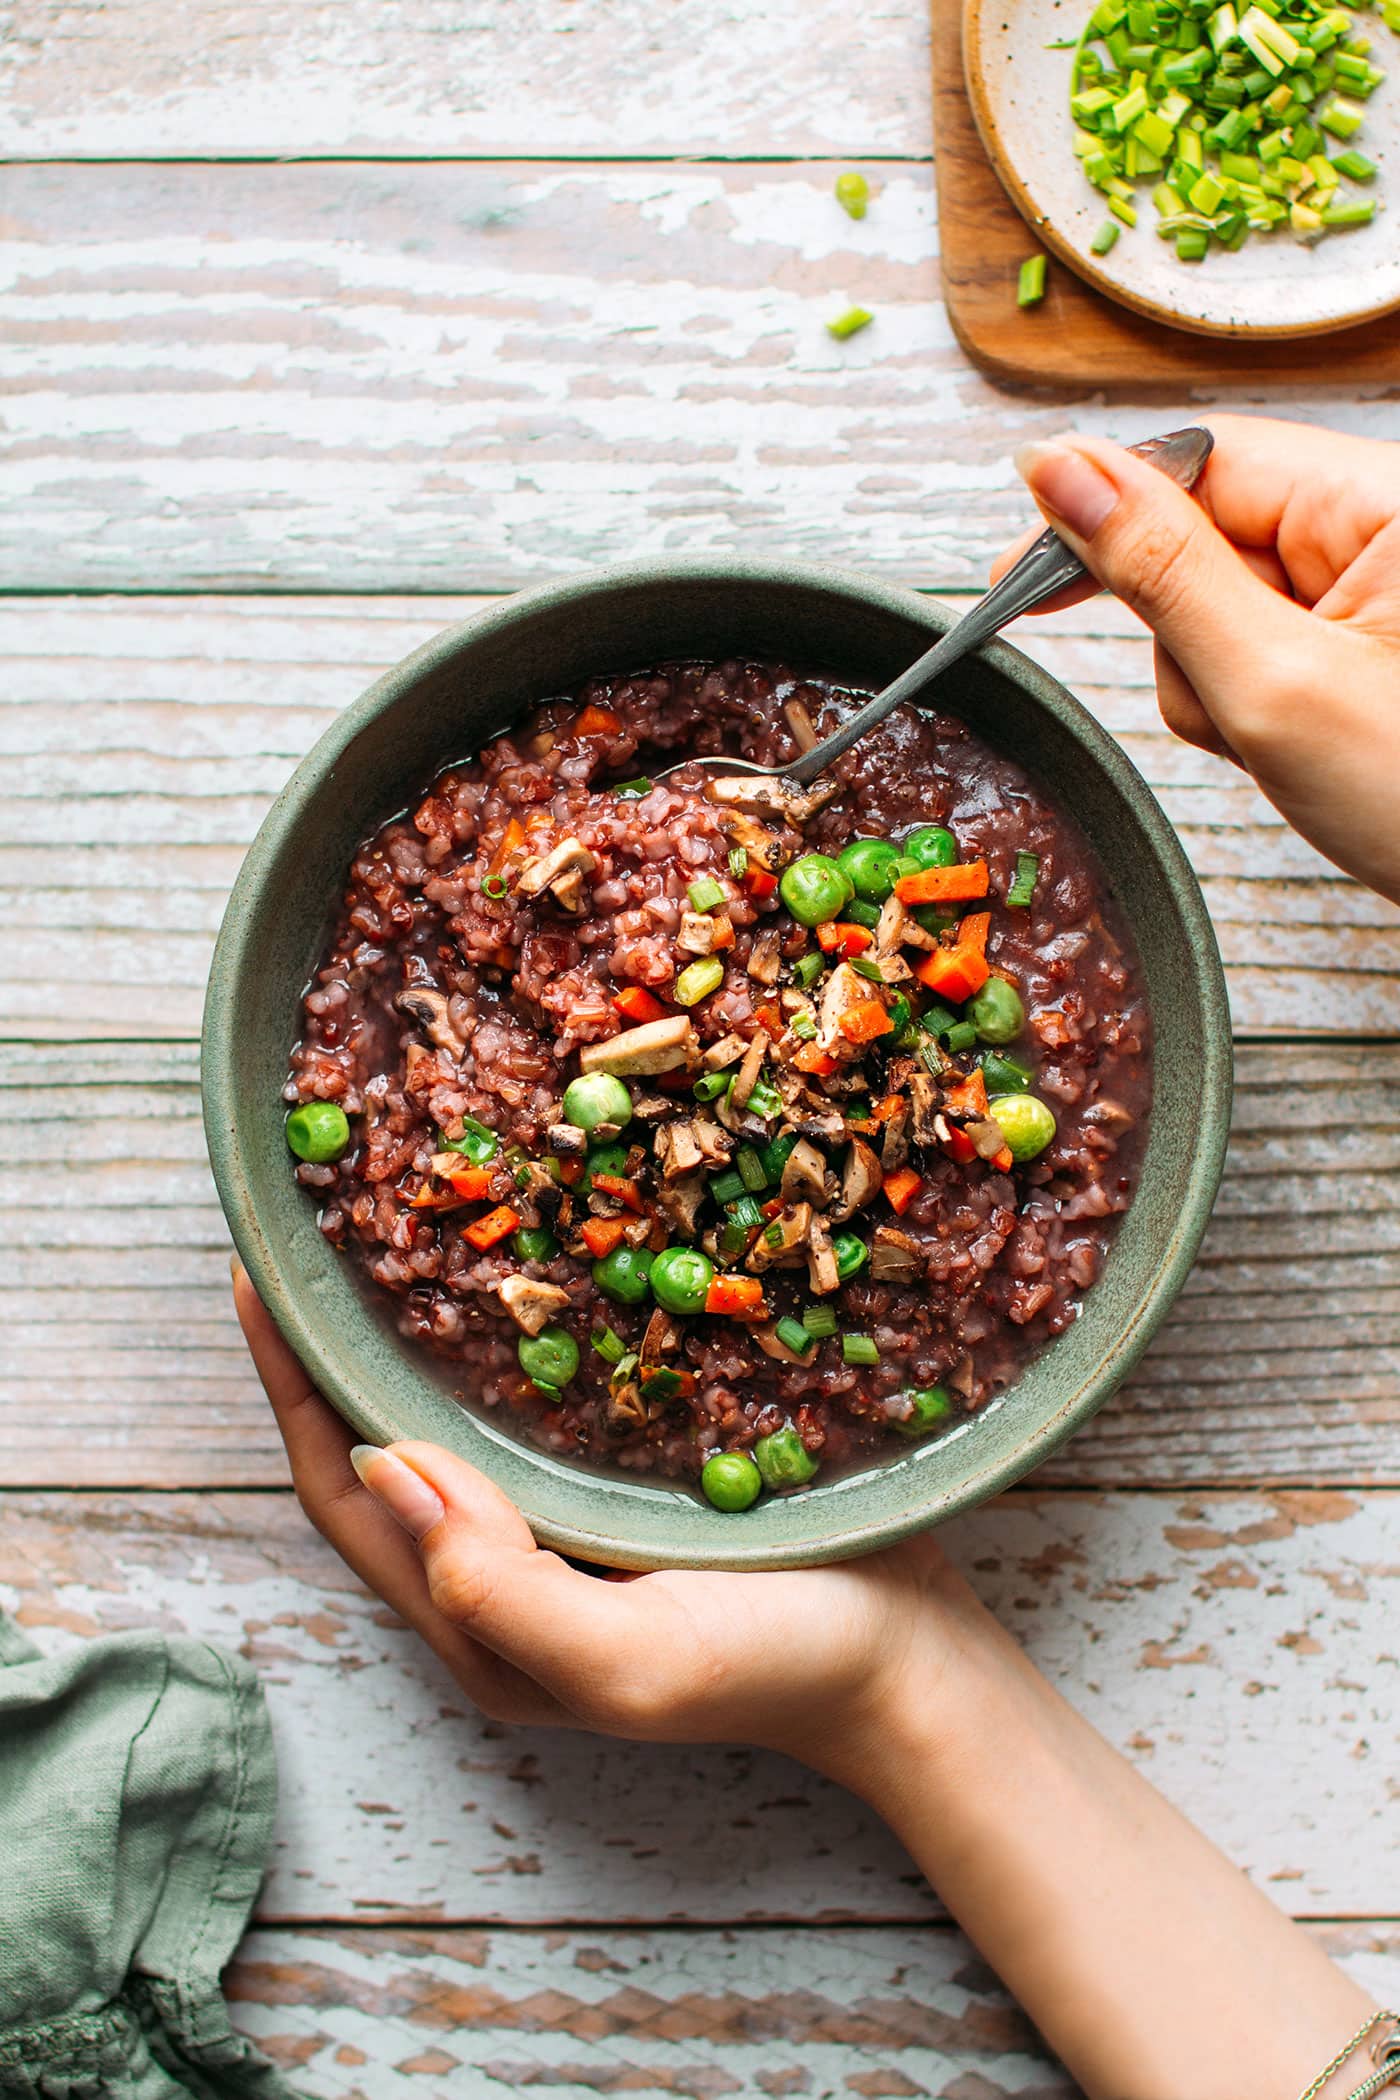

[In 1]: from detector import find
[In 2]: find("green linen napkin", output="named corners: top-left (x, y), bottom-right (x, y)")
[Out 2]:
top-left (0, 1612), bottom-right (297, 2099)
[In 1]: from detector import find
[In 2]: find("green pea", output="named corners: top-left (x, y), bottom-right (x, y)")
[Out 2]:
top-left (968, 975), bottom-right (1025, 1045)
top-left (562, 1072), bottom-right (633, 1132)
top-left (833, 1230), bottom-right (869, 1282)
top-left (285, 1101), bottom-right (351, 1163)
top-left (979, 1051), bottom-right (1033, 1096)
top-left (902, 825), bottom-right (958, 870)
top-left (581, 1140), bottom-right (630, 1193)
top-left (779, 852), bottom-right (854, 928)
top-left (592, 1244), bottom-right (653, 1305)
top-left (701, 1450), bottom-right (763, 1512)
top-left (894, 1386), bottom-right (952, 1437)
top-left (518, 1326), bottom-right (579, 1390)
top-left (513, 1226), bottom-right (560, 1264)
top-left (753, 1425), bottom-right (820, 1490)
top-left (837, 836), bottom-right (901, 905)
top-left (988, 1092), bottom-right (1057, 1163)
top-left (649, 1245), bottom-right (715, 1316)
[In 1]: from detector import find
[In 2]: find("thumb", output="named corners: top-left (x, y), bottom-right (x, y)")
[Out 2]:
top-left (1014, 432), bottom-right (1309, 705)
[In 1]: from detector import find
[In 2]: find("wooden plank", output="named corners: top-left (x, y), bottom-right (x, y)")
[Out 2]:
top-left (3, 595), bottom-right (1397, 1039)
top-left (3, 1035), bottom-right (1400, 1490)
top-left (2, 1487), bottom-right (1396, 1922)
top-left (0, 0), bottom-right (933, 161)
top-left (222, 1920), bottom-right (1400, 2097)
top-left (7, 163), bottom-right (1400, 597)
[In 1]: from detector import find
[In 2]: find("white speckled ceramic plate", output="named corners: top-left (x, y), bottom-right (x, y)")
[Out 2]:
top-left (964, 0), bottom-right (1400, 337)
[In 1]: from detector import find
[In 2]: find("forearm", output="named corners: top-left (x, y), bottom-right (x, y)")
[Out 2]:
top-left (829, 1575), bottom-right (1374, 2100)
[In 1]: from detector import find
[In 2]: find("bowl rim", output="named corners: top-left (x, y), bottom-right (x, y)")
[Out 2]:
top-left (203, 555), bottom-right (1232, 1568)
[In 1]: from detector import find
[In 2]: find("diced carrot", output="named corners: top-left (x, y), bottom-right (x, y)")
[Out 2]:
top-left (590, 1171), bottom-right (645, 1212)
top-left (444, 1164), bottom-right (494, 1201)
top-left (744, 866), bottom-right (778, 900)
top-left (884, 1165), bottom-right (923, 1214)
top-left (654, 1067), bottom-right (697, 1093)
top-left (463, 1204), bottom-right (521, 1251)
top-left (958, 911), bottom-right (991, 957)
top-left (943, 1069), bottom-right (989, 1119)
top-left (404, 1185), bottom-right (466, 1211)
top-left (794, 1043), bottom-right (838, 1076)
top-left (755, 1003), bottom-right (784, 1040)
top-left (704, 1274), bottom-right (767, 1319)
top-left (992, 1144), bottom-right (1015, 1173)
top-left (913, 945), bottom-right (991, 1003)
top-left (709, 915), bottom-right (736, 951)
top-left (816, 920), bottom-right (872, 956)
top-left (838, 1000), bottom-right (894, 1046)
top-left (760, 1197), bottom-right (785, 1219)
top-left (486, 815), bottom-right (525, 880)
top-left (557, 1156), bottom-right (585, 1187)
top-left (575, 704), bottom-right (622, 736)
top-left (939, 1125), bottom-right (978, 1165)
top-left (490, 945), bottom-right (516, 971)
top-left (872, 1093), bottom-right (904, 1123)
top-left (581, 1216), bottom-right (626, 1257)
top-left (613, 984), bottom-right (667, 1024)
top-left (893, 860), bottom-right (989, 907)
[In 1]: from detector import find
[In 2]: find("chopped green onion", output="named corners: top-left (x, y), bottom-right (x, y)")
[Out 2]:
top-left (827, 306), bottom-right (874, 340)
top-left (1321, 195), bottom-right (1375, 221)
top-left (728, 1193), bottom-right (765, 1232)
top-left (802, 1304), bottom-right (840, 1338)
top-left (440, 1116), bottom-right (500, 1165)
top-left (835, 170), bottom-right (871, 219)
top-left (481, 873), bottom-right (509, 899)
top-left (1090, 218), bottom-right (1122, 253)
top-left (710, 1169), bottom-right (746, 1206)
top-left (843, 897), bottom-right (881, 929)
top-left (764, 1221), bottom-right (786, 1249)
top-left (591, 1325), bottom-right (627, 1365)
top-left (850, 956), bottom-right (885, 983)
top-left (611, 776), bottom-right (653, 797)
top-left (1017, 253), bottom-right (1049, 306)
top-left (737, 1146), bottom-right (769, 1192)
top-left (728, 846), bottom-right (749, 877)
top-left (759, 1132), bottom-right (799, 1182)
top-left (640, 1365), bottom-right (683, 1402)
top-left (1006, 850), bottom-right (1040, 910)
top-left (675, 957), bottom-right (724, 1006)
top-left (791, 1011), bottom-right (818, 1041)
top-left (775, 1315), bottom-right (816, 1356)
top-left (945, 1021), bottom-right (978, 1055)
top-left (886, 993), bottom-right (912, 1037)
top-left (792, 951), bottom-right (824, 989)
top-left (693, 1071), bottom-right (729, 1102)
top-left (745, 1077), bottom-right (784, 1121)
top-left (1333, 147), bottom-right (1377, 178)
top-left (687, 877), bottom-right (725, 914)
top-left (842, 1334), bottom-right (880, 1366)
top-left (718, 1219), bottom-right (749, 1258)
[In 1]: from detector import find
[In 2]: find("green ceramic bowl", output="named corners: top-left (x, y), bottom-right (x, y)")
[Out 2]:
top-left (203, 559), bottom-right (1231, 1570)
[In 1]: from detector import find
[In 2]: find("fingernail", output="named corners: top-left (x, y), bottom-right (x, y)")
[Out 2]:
top-left (1014, 439), bottom-right (1119, 539)
top-left (350, 1444), bottom-right (446, 1540)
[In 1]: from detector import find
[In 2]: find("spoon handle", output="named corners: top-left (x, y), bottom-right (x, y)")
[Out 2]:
top-left (783, 426), bottom-right (1214, 786)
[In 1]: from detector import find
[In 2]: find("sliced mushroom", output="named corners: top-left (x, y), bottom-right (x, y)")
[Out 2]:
top-left (395, 986), bottom-right (468, 1061)
top-left (870, 1224), bottom-right (921, 1283)
top-left (629, 1091), bottom-right (673, 1121)
top-left (655, 1119), bottom-right (705, 1181)
top-left (832, 1136), bottom-right (883, 1221)
top-left (691, 1118), bottom-right (735, 1167)
top-left (783, 695), bottom-right (820, 753)
top-left (875, 893), bottom-right (907, 955)
top-left (678, 911), bottom-right (719, 957)
top-left (730, 1032), bottom-right (768, 1111)
top-left (746, 1201), bottom-right (814, 1273)
top-left (967, 1116), bottom-right (1012, 1162)
top-left (703, 1031), bottom-right (748, 1072)
top-left (715, 808), bottom-right (777, 871)
top-left (753, 1322), bottom-right (810, 1364)
top-left (807, 1216), bottom-right (840, 1296)
top-left (746, 928), bottom-right (784, 986)
top-left (495, 1274), bottom-right (572, 1336)
top-left (546, 1121), bottom-right (588, 1156)
top-left (705, 773), bottom-right (840, 826)
top-left (605, 1383), bottom-right (649, 1434)
top-left (579, 1015), bottom-right (697, 1077)
top-left (949, 1353), bottom-right (976, 1400)
top-left (817, 961), bottom-right (870, 1058)
top-left (880, 1104), bottom-right (910, 1174)
top-left (780, 1136), bottom-right (830, 1206)
top-left (907, 1073), bottom-right (942, 1148)
top-left (1083, 1097), bottom-right (1135, 1128)
top-left (549, 867), bottom-right (586, 914)
top-left (516, 835), bottom-right (597, 899)
top-left (656, 1170), bottom-right (707, 1238)
top-left (642, 1306), bottom-right (684, 1360)
top-left (622, 1213), bottom-right (654, 1247)
top-left (517, 1160), bottom-right (562, 1211)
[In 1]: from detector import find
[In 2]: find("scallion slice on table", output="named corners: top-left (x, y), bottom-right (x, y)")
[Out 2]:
top-left (826, 305), bottom-right (874, 340)
top-left (1065, 0), bottom-right (1394, 260)
top-left (1017, 253), bottom-right (1049, 305)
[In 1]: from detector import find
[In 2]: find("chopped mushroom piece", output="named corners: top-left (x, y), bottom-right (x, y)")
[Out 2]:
top-left (629, 1091), bottom-right (672, 1120)
top-left (579, 1015), bottom-right (697, 1077)
top-left (642, 1306), bottom-right (683, 1360)
top-left (746, 1201), bottom-right (814, 1273)
top-left (654, 1119), bottom-right (705, 1180)
top-left (715, 808), bottom-right (778, 870)
top-left (875, 894), bottom-right (908, 955)
top-left (780, 1136), bottom-right (830, 1206)
top-left (949, 1353), bottom-right (976, 1400)
top-left (706, 773), bottom-right (840, 826)
top-left (678, 911), bottom-right (720, 956)
top-left (746, 928), bottom-right (784, 986)
top-left (516, 835), bottom-right (597, 898)
top-left (605, 1383), bottom-right (648, 1433)
top-left (832, 1136), bottom-right (883, 1220)
top-left (907, 1073), bottom-right (942, 1148)
top-left (692, 1118), bottom-right (735, 1166)
top-left (817, 961), bottom-right (872, 1058)
top-left (730, 1032), bottom-right (768, 1110)
top-left (394, 987), bottom-right (469, 1061)
top-left (656, 1170), bottom-right (706, 1237)
top-left (550, 867), bottom-right (586, 913)
top-left (966, 1117), bottom-right (1011, 1162)
top-left (870, 1224), bottom-right (921, 1283)
top-left (703, 1032), bottom-right (749, 1072)
top-left (1083, 1098), bottom-right (1135, 1128)
top-left (517, 1160), bottom-right (562, 1210)
top-left (496, 1274), bottom-right (572, 1336)
top-left (807, 1216), bottom-right (840, 1296)
top-left (547, 1122), bottom-right (589, 1156)
top-left (784, 696), bottom-right (820, 753)
top-left (880, 1104), bottom-right (910, 1174)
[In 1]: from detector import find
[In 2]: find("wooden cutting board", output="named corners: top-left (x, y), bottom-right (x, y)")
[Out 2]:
top-left (931, 0), bottom-right (1400, 388)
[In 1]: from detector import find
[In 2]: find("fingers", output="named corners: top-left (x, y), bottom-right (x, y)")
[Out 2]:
top-left (1013, 431), bottom-right (1316, 722)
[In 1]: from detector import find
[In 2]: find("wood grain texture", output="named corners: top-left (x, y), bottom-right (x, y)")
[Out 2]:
top-left (3, 1033), bottom-right (1399, 1489)
top-left (931, 3), bottom-right (1400, 388)
top-left (7, 163), bottom-right (1400, 597)
top-left (3, 1487), bottom-right (1396, 1921)
top-left (4, 595), bottom-right (1398, 1039)
top-left (0, 0), bottom-right (933, 160)
top-left (222, 1921), bottom-right (1400, 2098)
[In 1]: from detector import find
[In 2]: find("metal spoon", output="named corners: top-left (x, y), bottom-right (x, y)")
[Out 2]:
top-left (656, 425), bottom-right (1213, 814)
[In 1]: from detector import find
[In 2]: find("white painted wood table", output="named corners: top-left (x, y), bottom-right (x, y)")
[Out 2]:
top-left (3, 5), bottom-right (1399, 2092)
